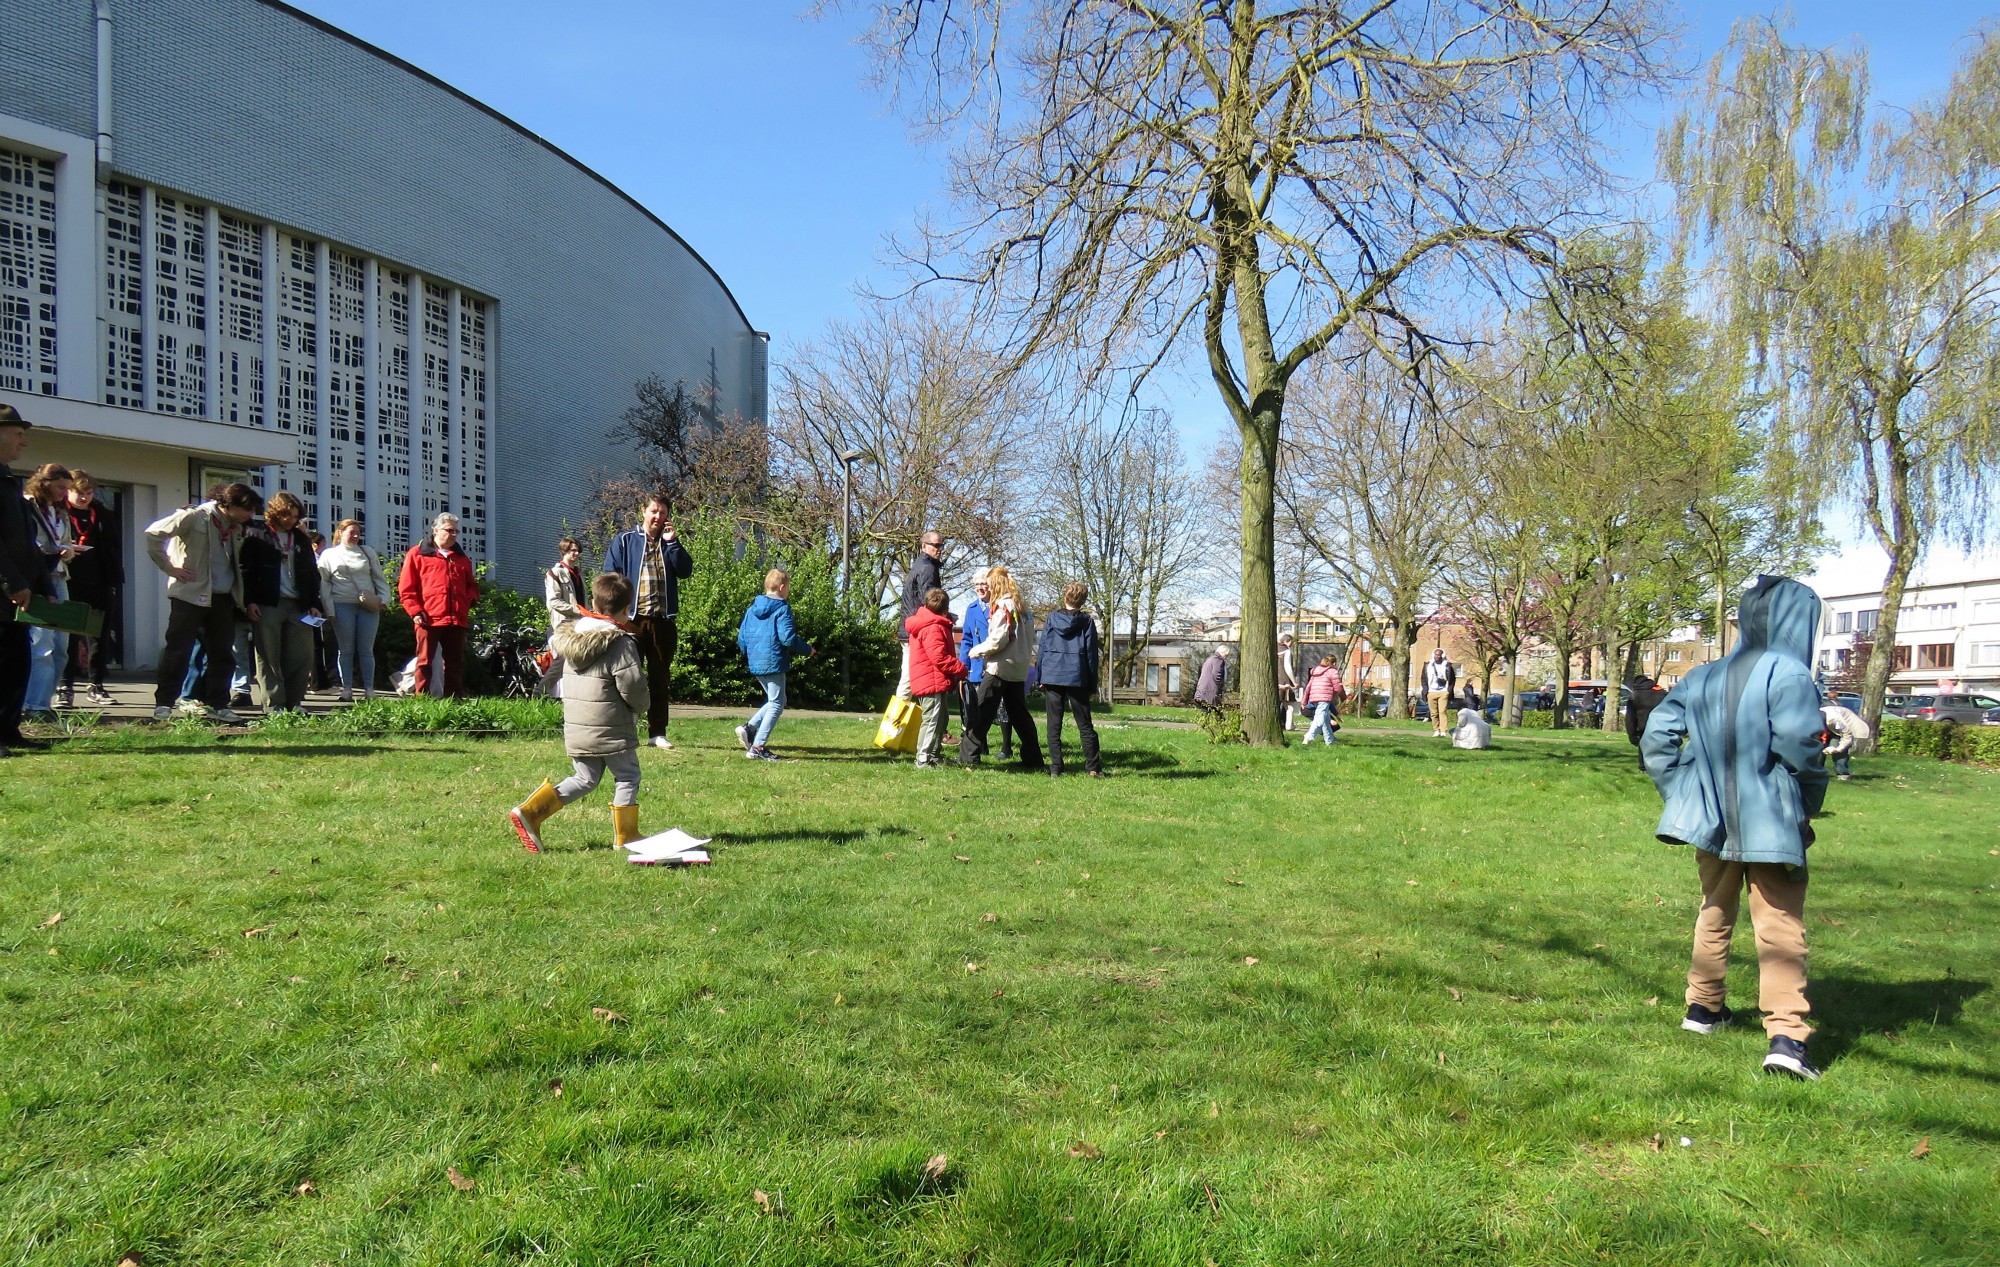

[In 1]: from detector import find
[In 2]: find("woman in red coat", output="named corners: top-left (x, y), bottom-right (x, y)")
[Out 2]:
top-left (397, 513), bottom-right (480, 697)
top-left (903, 587), bottom-right (967, 768)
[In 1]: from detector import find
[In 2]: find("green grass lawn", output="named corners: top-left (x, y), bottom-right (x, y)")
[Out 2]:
top-left (3, 718), bottom-right (1996, 1265)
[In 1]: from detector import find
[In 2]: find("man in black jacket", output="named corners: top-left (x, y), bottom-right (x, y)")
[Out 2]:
top-left (1625, 675), bottom-right (1668, 769)
top-left (0, 403), bottom-right (51, 753)
top-left (895, 530), bottom-right (944, 699)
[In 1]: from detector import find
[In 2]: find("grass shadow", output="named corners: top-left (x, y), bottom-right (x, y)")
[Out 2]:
top-left (1811, 972), bottom-right (1991, 1067)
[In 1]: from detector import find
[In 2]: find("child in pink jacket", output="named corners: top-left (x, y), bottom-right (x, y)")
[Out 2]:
top-left (1302, 656), bottom-right (1345, 745)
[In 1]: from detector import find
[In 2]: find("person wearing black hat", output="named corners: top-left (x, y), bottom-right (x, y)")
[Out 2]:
top-left (0, 402), bottom-right (51, 753)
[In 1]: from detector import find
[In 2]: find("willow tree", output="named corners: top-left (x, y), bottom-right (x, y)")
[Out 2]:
top-left (847, 0), bottom-right (1664, 744)
top-left (1666, 21), bottom-right (2000, 732)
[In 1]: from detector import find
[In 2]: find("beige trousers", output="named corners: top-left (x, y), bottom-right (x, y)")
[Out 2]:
top-left (1687, 852), bottom-right (1811, 1041)
top-left (1427, 690), bottom-right (1452, 733)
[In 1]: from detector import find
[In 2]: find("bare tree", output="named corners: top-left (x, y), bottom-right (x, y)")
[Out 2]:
top-left (770, 297), bottom-right (1040, 616)
top-left (1023, 404), bottom-right (1204, 701)
top-left (1279, 355), bottom-right (1468, 720)
top-left (842, 0), bottom-right (1666, 744)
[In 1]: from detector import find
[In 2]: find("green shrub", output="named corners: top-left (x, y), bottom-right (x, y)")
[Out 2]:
top-left (250, 696), bottom-right (562, 734)
top-left (1519, 709), bottom-right (1554, 729)
top-left (1194, 705), bottom-right (1247, 744)
top-left (1877, 717), bottom-right (2000, 765)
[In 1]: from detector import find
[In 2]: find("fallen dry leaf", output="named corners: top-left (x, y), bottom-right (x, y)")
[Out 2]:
top-left (446, 1166), bottom-right (475, 1192)
top-left (965, 962), bottom-right (982, 973)
top-left (1437, 1051), bottom-right (1447, 1065)
top-left (118, 1256), bottom-right (142, 1267)
top-left (294, 1180), bottom-right (316, 1196)
top-left (1243, 956), bottom-right (1259, 966)
top-left (1225, 877), bottom-right (1244, 886)
top-left (38, 912), bottom-right (61, 929)
top-left (549, 1079), bottom-right (563, 1098)
top-left (1912, 1137), bottom-right (1932, 1159)
top-left (981, 912), bottom-right (998, 923)
top-left (752, 1187), bottom-right (784, 1215)
top-left (1446, 986), bottom-right (1462, 1002)
top-left (1405, 880), bottom-right (1419, 886)
top-left (288, 976), bottom-right (306, 984)
top-left (922, 1153), bottom-right (948, 1181)
top-left (242, 926), bottom-right (271, 938)
top-left (1647, 1134), bottom-right (1665, 1152)
top-left (1066, 1141), bottom-right (1101, 1159)
top-left (955, 855), bottom-right (971, 863)
top-left (1645, 996), bottom-right (1660, 1007)
top-left (1747, 1222), bottom-right (1772, 1237)
top-left (591, 1007), bottom-right (628, 1025)
top-left (1208, 1101), bottom-right (1220, 1119)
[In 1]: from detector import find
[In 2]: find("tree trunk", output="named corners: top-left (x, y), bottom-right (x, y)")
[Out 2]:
top-left (1234, 393), bottom-right (1284, 746)
top-left (1857, 385), bottom-right (1921, 751)
top-left (1500, 650), bottom-right (1521, 728)
top-left (1599, 631), bottom-right (1622, 732)
top-left (1387, 614), bottom-right (1417, 720)
top-left (1550, 638), bottom-right (1574, 729)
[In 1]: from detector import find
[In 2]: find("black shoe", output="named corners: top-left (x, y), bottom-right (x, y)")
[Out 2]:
top-left (1682, 1003), bottom-right (1735, 1035)
top-left (6, 735), bottom-right (52, 750)
top-left (230, 691), bottom-right (254, 708)
top-left (1762, 1036), bottom-right (1820, 1081)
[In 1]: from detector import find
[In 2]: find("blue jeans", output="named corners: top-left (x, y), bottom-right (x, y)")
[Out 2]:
top-left (748, 672), bottom-right (787, 747)
top-left (25, 575), bottom-right (69, 712)
top-left (1304, 701), bottom-right (1339, 744)
top-left (330, 601), bottom-right (380, 694)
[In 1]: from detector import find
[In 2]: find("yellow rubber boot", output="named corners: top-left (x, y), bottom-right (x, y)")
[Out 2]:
top-left (508, 779), bottom-right (563, 853)
top-left (612, 804), bottom-right (641, 850)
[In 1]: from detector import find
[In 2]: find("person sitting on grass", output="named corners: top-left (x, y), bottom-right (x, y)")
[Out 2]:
top-left (1450, 705), bottom-right (1491, 750)
top-left (904, 586), bottom-right (966, 769)
top-left (735, 567), bottom-right (814, 762)
top-left (509, 573), bottom-right (649, 854)
top-left (1642, 574), bottom-right (1829, 1082)
top-left (1301, 654), bottom-right (1344, 745)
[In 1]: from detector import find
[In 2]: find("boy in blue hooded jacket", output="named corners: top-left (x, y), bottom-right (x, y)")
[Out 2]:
top-left (735, 568), bottom-right (814, 761)
top-left (1642, 575), bottom-right (1830, 1080)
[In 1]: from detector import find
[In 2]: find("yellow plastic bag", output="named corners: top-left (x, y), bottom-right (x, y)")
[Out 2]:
top-left (874, 696), bottom-right (921, 753)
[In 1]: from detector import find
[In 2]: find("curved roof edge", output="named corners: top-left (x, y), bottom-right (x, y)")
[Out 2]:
top-left (262, 0), bottom-right (756, 331)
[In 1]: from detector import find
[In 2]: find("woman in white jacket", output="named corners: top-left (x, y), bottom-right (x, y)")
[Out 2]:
top-left (316, 519), bottom-right (390, 700)
top-left (964, 565), bottom-right (1044, 768)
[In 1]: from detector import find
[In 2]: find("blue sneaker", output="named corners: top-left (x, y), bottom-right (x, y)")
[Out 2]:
top-left (1762, 1035), bottom-right (1821, 1081)
top-left (1682, 1003), bottom-right (1736, 1035)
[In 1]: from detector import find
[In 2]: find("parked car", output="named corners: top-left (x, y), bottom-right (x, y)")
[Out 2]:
top-left (1983, 706), bottom-right (2000, 727)
top-left (1898, 693), bottom-right (2000, 724)
top-left (1374, 696), bottom-right (1430, 720)
top-left (1884, 693), bottom-right (1919, 712)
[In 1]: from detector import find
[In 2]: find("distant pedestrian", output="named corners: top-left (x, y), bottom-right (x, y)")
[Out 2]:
top-left (22, 463), bottom-right (78, 718)
top-left (1301, 655), bottom-right (1344, 745)
top-left (1417, 649), bottom-right (1456, 737)
top-left (964, 564), bottom-right (1041, 769)
top-left (240, 492), bottom-right (325, 712)
top-left (538, 536), bottom-right (588, 696)
top-left (1624, 674), bottom-right (1669, 769)
top-left (958, 569), bottom-right (991, 754)
top-left (905, 586), bottom-right (967, 768)
top-left (734, 567), bottom-right (815, 761)
top-left (1037, 581), bottom-right (1103, 777)
top-left (601, 492), bottom-right (693, 747)
top-left (1820, 697), bottom-right (1871, 783)
top-left (62, 470), bottom-right (122, 708)
top-left (1642, 575), bottom-right (1829, 1081)
top-left (145, 482), bottom-right (261, 723)
top-left (1277, 633), bottom-right (1300, 731)
top-left (317, 518), bottom-right (389, 701)
top-left (398, 512), bottom-right (479, 698)
top-left (896, 529), bottom-right (945, 700)
top-left (1194, 644), bottom-right (1230, 711)
top-left (0, 404), bottom-right (49, 753)
top-left (509, 572), bottom-right (649, 853)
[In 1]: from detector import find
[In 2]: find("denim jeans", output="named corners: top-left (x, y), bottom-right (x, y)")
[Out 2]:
top-left (24, 575), bottom-right (68, 712)
top-left (748, 672), bottom-right (788, 747)
top-left (330, 601), bottom-right (381, 694)
top-left (1304, 701), bottom-right (1339, 744)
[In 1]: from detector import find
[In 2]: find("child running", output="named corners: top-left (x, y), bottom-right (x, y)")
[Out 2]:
top-left (509, 573), bottom-right (649, 853)
top-left (735, 567), bottom-right (815, 761)
top-left (1301, 655), bottom-right (1344, 744)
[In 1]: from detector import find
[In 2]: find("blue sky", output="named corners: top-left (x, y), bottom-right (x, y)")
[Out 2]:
top-left (293, 0), bottom-right (1995, 587)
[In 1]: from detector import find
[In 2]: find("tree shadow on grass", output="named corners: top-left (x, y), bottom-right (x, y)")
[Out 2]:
top-left (1810, 971), bottom-right (1990, 1069)
top-left (58, 742), bottom-right (449, 758)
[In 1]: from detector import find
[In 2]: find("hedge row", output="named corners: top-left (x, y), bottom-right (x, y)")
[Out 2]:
top-left (1877, 717), bottom-right (2000, 765)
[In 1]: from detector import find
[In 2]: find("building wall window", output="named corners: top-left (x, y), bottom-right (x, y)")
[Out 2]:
top-left (1972, 642), bottom-right (2000, 667)
top-left (1666, 649), bottom-right (1683, 662)
top-left (1900, 602), bottom-right (1959, 631)
top-left (1856, 609), bottom-right (1879, 633)
top-left (1974, 599), bottom-right (2000, 625)
top-left (1917, 643), bottom-right (1956, 671)
top-left (0, 146), bottom-right (58, 396)
top-left (1835, 611), bottom-right (1853, 634)
top-left (94, 179), bottom-right (491, 554)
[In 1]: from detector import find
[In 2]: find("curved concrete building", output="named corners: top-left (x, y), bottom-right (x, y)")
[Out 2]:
top-left (0, 0), bottom-right (765, 662)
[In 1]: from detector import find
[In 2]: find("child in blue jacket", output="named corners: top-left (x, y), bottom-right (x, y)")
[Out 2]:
top-left (735, 568), bottom-right (814, 760)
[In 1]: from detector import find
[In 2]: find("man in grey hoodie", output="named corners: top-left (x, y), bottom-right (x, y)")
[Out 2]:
top-left (1642, 575), bottom-right (1830, 1080)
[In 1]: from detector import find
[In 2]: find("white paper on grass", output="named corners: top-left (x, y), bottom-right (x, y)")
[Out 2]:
top-left (622, 828), bottom-right (711, 857)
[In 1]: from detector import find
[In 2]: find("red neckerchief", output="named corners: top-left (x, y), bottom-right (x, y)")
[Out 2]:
top-left (579, 607), bottom-right (633, 632)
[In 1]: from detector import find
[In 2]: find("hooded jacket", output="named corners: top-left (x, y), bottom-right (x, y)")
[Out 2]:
top-left (1303, 662), bottom-right (1344, 705)
top-left (738, 593), bottom-right (813, 677)
top-left (904, 605), bottom-right (967, 696)
top-left (1641, 576), bottom-right (1828, 866)
top-left (550, 616), bottom-right (649, 756)
top-left (1035, 608), bottom-right (1100, 693)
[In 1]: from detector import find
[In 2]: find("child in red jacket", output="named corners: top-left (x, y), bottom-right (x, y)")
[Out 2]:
top-left (903, 588), bottom-right (967, 767)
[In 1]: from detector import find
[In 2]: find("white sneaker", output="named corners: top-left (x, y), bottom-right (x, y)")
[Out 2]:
top-left (735, 723), bottom-right (753, 750)
top-left (649, 735), bottom-right (673, 749)
top-left (152, 705), bottom-right (173, 721)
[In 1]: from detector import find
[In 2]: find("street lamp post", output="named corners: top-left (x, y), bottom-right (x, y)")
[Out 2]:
top-left (838, 448), bottom-right (866, 701)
